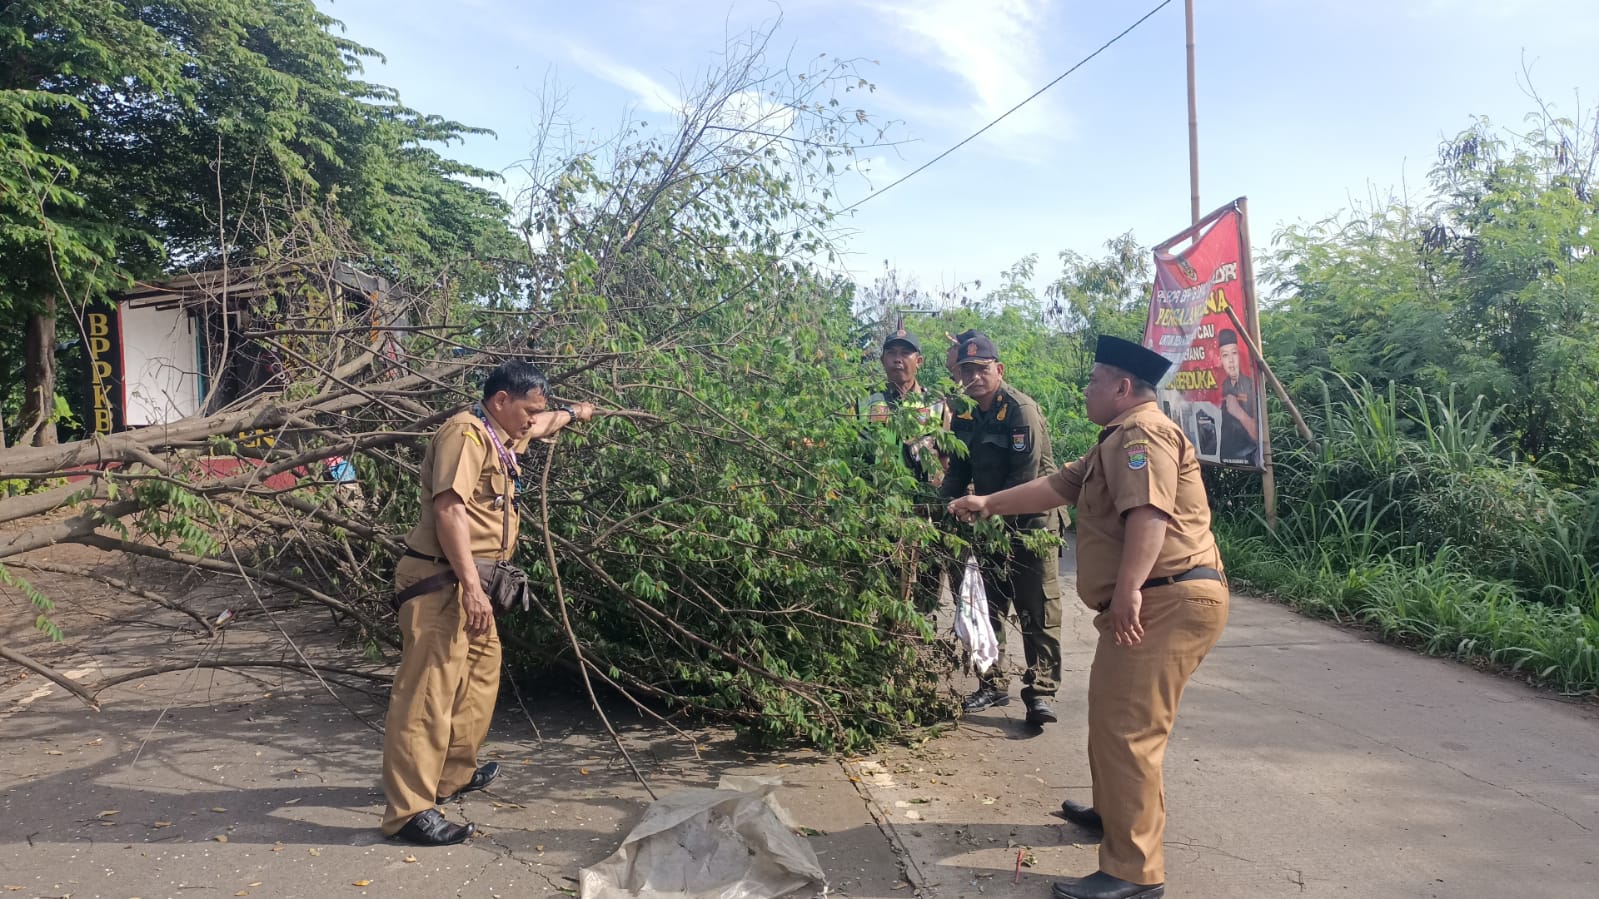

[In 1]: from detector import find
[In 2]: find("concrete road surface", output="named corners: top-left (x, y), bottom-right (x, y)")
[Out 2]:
top-left (2, 562), bottom-right (1596, 898)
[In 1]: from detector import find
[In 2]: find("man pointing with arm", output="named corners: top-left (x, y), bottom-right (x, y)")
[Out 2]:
top-left (950, 336), bottom-right (1229, 899)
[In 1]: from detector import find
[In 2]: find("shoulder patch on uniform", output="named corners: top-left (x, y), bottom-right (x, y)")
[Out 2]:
top-left (1122, 437), bottom-right (1150, 449)
top-left (1126, 450), bottom-right (1148, 470)
top-left (1011, 429), bottom-right (1030, 452)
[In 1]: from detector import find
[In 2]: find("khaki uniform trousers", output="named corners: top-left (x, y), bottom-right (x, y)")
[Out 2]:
top-left (380, 555), bottom-right (502, 835)
top-left (1088, 578), bottom-right (1228, 884)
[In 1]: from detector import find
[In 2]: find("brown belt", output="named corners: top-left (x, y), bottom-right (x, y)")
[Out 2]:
top-left (392, 570), bottom-right (459, 611)
top-left (392, 549), bottom-right (461, 610)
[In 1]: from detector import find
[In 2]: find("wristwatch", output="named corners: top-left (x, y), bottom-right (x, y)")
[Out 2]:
top-left (558, 405), bottom-right (578, 420)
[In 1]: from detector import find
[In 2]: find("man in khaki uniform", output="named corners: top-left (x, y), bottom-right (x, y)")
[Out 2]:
top-left (949, 336), bottom-right (1228, 899)
top-left (382, 360), bottom-right (593, 846)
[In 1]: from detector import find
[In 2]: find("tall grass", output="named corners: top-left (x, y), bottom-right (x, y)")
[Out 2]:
top-left (1215, 378), bottom-right (1599, 696)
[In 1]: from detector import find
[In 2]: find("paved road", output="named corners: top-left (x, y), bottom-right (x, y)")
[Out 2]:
top-left (3, 559), bottom-right (1596, 898)
top-left (858, 582), bottom-right (1599, 898)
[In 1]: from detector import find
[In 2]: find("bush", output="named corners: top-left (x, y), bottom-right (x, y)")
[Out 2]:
top-left (1214, 377), bottom-right (1599, 696)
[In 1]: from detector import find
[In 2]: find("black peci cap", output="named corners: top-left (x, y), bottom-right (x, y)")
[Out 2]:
top-left (1217, 328), bottom-right (1239, 348)
top-left (957, 333), bottom-right (1000, 364)
top-left (1095, 335), bottom-right (1173, 386)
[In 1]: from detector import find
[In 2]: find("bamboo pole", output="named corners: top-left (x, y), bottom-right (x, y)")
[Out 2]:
top-left (1234, 198), bottom-right (1277, 528)
top-left (1186, 0), bottom-right (1201, 227)
top-left (1220, 303), bottom-right (1314, 447)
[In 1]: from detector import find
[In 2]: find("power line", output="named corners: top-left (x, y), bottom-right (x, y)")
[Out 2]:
top-left (839, 0), bottom-right (1175, 214)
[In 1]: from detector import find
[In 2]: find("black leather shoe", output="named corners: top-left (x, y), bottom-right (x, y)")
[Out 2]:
top-left (1052, 871), bottom-right (1164, 899)
top-left (439, 761), bottom-right (500, 802)
top-left (393, 808), bottom-right (474, 846)
top-left (962, 686), bottom-right (1011, 713)
top-left (1025, 697), bottom-right (1057, 725)
top-left (1052, 798), bottom-right (1103, 834)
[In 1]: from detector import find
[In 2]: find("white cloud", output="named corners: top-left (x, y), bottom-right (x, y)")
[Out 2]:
top-left (851, 154), bottom-right (907, 189)
top-left (722, 89), bottom-right (798, 134)
top-left (562, 41), bottom-right (682, 114)
top-left (874, 0), bottom-right (1067, 146)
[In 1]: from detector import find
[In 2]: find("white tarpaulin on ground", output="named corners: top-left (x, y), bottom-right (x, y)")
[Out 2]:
top-left (578, 775), bottom-right (827, 899)
top-left (955, 556), bottom-right (999, 673)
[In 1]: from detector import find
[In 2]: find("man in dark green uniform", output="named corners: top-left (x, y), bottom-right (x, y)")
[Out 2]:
top-left (940, 333), bottom-right (1063, 726)
top-left (859, 328), bottom-right (948, 485)
top-left (860, 327), bottom-right (949, 611)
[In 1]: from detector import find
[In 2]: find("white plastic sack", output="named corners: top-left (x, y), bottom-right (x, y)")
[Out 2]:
top-left (954, 556), bottom-right (999, 674)
top-left (579, 775), bottom-right (827, 899)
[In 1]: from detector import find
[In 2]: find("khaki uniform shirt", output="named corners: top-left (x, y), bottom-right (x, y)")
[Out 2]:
top-left (941, 384), bottom-right (1057, 532)
top-left (1048, 401), bottom-right (1222, 609)
top-left (404, 410), bottom-right (526, 561)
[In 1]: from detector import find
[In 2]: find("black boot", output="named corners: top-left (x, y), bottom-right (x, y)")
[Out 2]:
top-left (961, 685), bottom-right (1010, 713)
top-left (1024, 697), bottom-right (1057, 725)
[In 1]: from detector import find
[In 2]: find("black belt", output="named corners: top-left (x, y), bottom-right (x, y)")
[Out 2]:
top-left (1141, 566), bottom-right (1223, 590)
top-left (1096, 567), bottom-right (1225, 612)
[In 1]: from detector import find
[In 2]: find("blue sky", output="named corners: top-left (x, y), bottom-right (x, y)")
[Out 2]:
top-left (319, 0), bottom-right (1596, 297)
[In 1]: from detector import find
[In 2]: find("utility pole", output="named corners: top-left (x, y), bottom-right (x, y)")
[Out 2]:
top-left (1186, 0), bottom-right (1200, 226)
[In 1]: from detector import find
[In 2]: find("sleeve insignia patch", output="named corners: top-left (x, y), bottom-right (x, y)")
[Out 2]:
top-left (1012, 430), bottom-right (1030, 452)
top-left (1126, 450), bottom-right (1148, 470)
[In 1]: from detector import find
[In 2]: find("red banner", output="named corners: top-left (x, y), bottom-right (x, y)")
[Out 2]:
top-left (1142, 203), bottom-right (1265, 470)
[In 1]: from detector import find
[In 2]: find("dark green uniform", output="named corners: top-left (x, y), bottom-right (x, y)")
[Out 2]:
top-left (860, 381), bottom-right (947, 612)
top-left (941, 385), bottom-right (1063, 700)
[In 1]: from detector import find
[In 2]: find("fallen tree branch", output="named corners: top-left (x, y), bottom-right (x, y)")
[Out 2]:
top-left (92, 658), bottom-right (392, 695)
top-left (538, 439), bottom-right (658, 800)
top-left (0, 477), bottom-right (110, 525)
top-left (15, 560), bottom-right (218, 637)
top-left (0, 640), bottom-right (100, 710)
top-left (75, 534), bottom-right (397, 649)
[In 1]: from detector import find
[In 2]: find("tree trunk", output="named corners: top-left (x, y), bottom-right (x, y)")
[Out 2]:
top-left (20, 296), bottom-right (58, 446)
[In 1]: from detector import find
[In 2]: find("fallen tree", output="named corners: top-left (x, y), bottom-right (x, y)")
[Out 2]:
top-left (1, 31), bottom-right (959, 750)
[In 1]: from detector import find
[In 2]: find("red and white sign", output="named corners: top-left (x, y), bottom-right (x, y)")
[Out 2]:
top-left (1143, 202), bottom-right (1265, 470)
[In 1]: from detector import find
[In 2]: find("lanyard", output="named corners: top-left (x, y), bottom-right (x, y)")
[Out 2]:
top-left (475, 405), bottom-right (521, 495)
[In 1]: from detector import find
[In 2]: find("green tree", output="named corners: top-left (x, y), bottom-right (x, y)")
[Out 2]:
top-left (1047, 231), bottom-right (1151, 352)
top-left (1262, 108), bottom-right (1599, 477)
top-left (0, 0), bottom-right (520, 445)
top-left (1429, 116), bottom-right (1599, 468)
